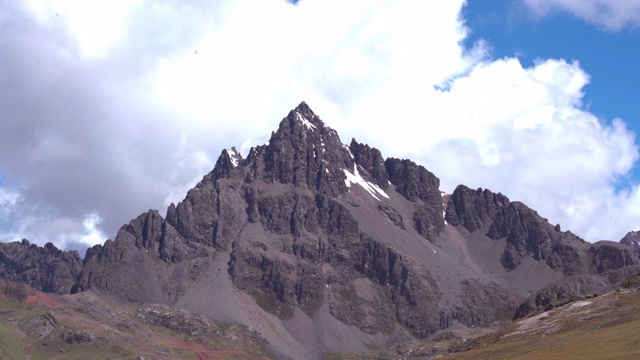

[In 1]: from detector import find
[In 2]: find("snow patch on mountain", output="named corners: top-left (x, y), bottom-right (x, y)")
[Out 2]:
top-left (227, 147), bottom-right (241, 167)
top-left (296, 112), bottom-right (316, 131)
top-left (342, 143), bottom-right (354, 159)
top-left (441, 192), bottom-right (449, 225)
top-left (343, 164), bottom-right (389, 200)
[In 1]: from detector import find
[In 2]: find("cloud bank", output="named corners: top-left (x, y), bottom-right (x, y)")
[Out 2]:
top-left (523, 0), bottom-right (640, 30)
top-left (0, 0), bottom-right (638, 252)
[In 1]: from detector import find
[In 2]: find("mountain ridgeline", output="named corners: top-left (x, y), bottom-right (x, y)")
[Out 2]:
top-left (1, 102), bottom-right (639, 359)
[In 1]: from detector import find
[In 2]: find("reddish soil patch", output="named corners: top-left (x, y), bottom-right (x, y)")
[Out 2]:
top-left (170, 340), bottom-right (259, 360)
top-left (170, 340), bottom-right (213, 360)
top-left (26, 291), bottom-right (61, 308)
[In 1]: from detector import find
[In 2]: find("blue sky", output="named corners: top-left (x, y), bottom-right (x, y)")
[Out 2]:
top-left (463, 0), bottom-right (640, 184)
top-left (1, 0), bottom-right (640, 251)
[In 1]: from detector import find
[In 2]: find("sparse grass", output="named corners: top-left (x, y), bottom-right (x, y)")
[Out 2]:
top-left (443, 322), bottom-right (640, 360)
top-left (339, 284), bottom-right (359, 302)
top-left (325, 287), bottom-right (640, 360)
top-left (441, 291), bottom-right (640, 360)
top-left (0, 321), bottom-right (23, 360)
top-left (0, 289), bottom-right (273, 360)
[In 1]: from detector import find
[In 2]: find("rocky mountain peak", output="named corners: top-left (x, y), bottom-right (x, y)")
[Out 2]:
top-left (292, 101), bottom-right (319, 124)
top-left (226, 147), bottom-right (243, 167)
top-left (212, 146), bottom-right (244, 179)
top-left (621, 229), bottom-right (640, 250)
top-left (252, 102), bottom-right (355, 197)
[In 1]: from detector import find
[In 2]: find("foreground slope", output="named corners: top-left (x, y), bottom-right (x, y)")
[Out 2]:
top-left (328, 272), bottom-right (640, 359)
top-left (1, 102), bottom-right (639, 359)
top-left (444, 272), bottom-right (640, 359)
top-left (0, 279), bottom-right (270, 359)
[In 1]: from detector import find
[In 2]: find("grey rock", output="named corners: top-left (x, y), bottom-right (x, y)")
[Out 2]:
top-left (62, 330), bottom-right (95, 344)
top-left (377, 204), bottom-right (405, 229)
top-left (385, 158), bottom-right (444, 241)
top-left (487, 201), bottom-right (590, 274)
top-left (0, 240), bottom-right (82, 294)
top-left (445, 185), bottom-right (509, 232)
top-left (590, 242), bottom-right (637, 273)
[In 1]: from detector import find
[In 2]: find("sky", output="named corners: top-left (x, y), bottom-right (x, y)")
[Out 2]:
top-left (1, 0), bottom-right (639, 253)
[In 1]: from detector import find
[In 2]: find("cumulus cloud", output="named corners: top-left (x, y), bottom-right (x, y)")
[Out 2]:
top-left (523, 0), bottom-right (640, 30)
top-left (0, 0), bottom-right (638, 251)
top-left (425, 58), bottom-right (639, 241)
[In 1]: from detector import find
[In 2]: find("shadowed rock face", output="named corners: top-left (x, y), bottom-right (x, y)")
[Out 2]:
top-left (487, 201), bottom-right (590, 275)
top-left (3, 102), bottom-right (640, 359)
top-left (0, 240), bottom-right (82, 294)
top-left (447, 185), bottom-right (640, 277)
top-left (385, 157), bottom-right (444, 242)
top-left (445, 185), bottom-right (510, 233)
top-left (590, 242), bottom-right (637, 273)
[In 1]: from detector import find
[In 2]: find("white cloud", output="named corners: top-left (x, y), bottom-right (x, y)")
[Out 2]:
top-left (22, 0), bottom-right (143, 58)
top-left (0, 188), bottom-right (20, 215)
top-left (523, 0), bottom-right (640, 30)
top-left (0, 185), bottom-right (107, 251)
top-left (1, 0), bottom-right (639, 251)
top-left (426, 58), bottom-right (640, 241)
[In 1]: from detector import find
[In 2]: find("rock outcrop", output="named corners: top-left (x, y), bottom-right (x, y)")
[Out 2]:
top-left (385, 157), bottom-right (444, 241)
top-left (590, 241), bottom-right (637, 273)
top-left (487, 201), bottom-right (590, 274)
top-left (445, 185), bottom-right (509, 232)
top-left (0, 240), bottom-right (82, 294)
top-left (73, 209), bottom-right (214, 303)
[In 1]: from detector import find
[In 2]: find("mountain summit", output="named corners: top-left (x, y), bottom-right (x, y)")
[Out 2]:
top-left (1, 102), bottom-right (639, 359)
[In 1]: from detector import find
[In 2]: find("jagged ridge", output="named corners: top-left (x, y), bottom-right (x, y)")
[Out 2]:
top-left (1, 102), bottom-right (638, 360)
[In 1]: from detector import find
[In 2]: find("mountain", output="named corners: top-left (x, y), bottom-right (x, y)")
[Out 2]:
top-left (621, 229), bottom-right (640, 250)
top-left (1, 102), bottom-right (639, 359)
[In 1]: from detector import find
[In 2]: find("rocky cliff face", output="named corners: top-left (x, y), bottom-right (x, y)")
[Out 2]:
top-left (3, 102), bottom-right (639, 359)
top-left (445, 185), bottom-right (509, 232)
top-left (486, 201), bottom-right (589, 274)
top-left (444, 184), bottom-right (638, 278)
top-left (385, 157), bottom-right (444, 242)
top-left (0, 240), bottom-right (82, 294)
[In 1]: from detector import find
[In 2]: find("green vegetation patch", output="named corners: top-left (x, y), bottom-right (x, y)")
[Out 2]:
top-left (249, 289), bottom-right (294, 319)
